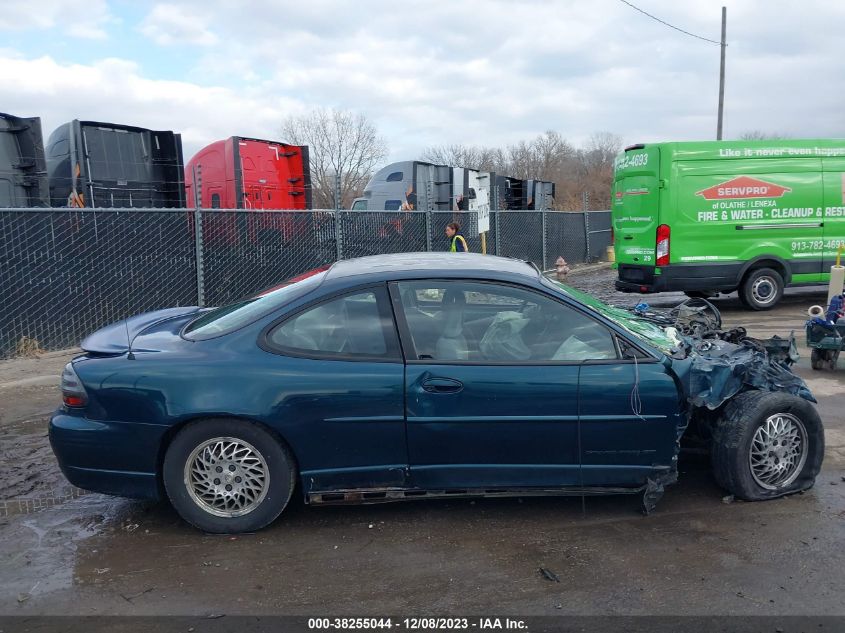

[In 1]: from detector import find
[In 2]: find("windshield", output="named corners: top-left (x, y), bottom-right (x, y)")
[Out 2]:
top-left (542, 277), bottom-right (677, 353)
top-left (184, 266), bottom-right (330, 340)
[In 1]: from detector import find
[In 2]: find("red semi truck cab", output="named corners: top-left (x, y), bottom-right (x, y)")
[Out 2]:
top-left (186, 136), bottom-right (311, 210)
top-left (185, 137), bottom-right (312, 245)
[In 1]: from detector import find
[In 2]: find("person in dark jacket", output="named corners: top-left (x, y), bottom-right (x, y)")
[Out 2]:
top-left (445, 222), bottom-right (468, 252)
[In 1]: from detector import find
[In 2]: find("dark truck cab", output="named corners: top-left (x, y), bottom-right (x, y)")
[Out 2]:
top-left (0, 112), bottom-right (48, 207)
top-left (46, 120), bottom-right (185, 208)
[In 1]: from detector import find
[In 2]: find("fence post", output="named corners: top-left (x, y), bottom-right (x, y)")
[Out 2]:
top-left (494, 210), bottom-right (501, 257)
top-left (334, 211), bottom-right (344, 261)
top-left (584, 210), bottom-right (591, 263)
top-left (492, 184), bottom-right (500, 256)
top-left (425, 211), bottom-right (433, 252)
top-left (192, 164), bottom-right (205, 307)
top-left (541, 209), bottom-right (547, 270)
top-left (334, 172), bottom-right (341, 211)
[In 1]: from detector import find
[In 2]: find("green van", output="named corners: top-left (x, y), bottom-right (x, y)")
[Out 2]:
top-left (612, 140), bottom-right (845, 309)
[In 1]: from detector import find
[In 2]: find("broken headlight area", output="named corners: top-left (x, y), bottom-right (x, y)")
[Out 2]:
top-left (622, 297), bottom-right (812, 410)
top-left (681, 337), bottom-right (813, 410)
top-left (549, 280), bottom-right (814, 410)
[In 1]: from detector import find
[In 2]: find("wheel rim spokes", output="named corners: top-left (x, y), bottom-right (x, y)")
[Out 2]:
top-left (184, 437), bottom-right (269, 517)
top-left (749, 413), bottom-right (808, 490)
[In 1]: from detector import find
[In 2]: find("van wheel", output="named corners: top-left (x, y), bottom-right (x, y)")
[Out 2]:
top-left (711, 391), bottom-right (824, 501)
top-left (739, 268), bottom-right (784, 310)
top-left (163, 418), bottom-right (296, 533)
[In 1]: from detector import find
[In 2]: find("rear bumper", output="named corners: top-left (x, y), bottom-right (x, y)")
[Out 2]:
top-left (49, 411), bottom-right (166, 500)
top-left (615, 263), bottom-right (743, 294)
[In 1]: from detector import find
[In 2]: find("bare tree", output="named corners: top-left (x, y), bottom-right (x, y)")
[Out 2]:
top-left (738, 130), bottom-right (789, 140)
top-left (418, 130), bottom-right (623, 211)
top-left (281, 108), bottom-right (388, 209)
top-left (419, 144), bottom-right (504, 171)
top-left (572, 132), bottom-right (623, 210)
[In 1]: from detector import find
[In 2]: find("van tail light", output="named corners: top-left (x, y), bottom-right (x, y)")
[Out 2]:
top-left (656, 224), bottom-right (670, 266)
top-left (61, 363), bottom-right (88, 408)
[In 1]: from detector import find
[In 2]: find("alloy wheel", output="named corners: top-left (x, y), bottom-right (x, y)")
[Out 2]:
top-left (184, 437), bottom-right (269, 517)
top-left (749, 413), bottom-right (808, 490)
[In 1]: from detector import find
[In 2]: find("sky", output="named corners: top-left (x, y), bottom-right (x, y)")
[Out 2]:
top-left (2, 0), bottom-right (844, 162)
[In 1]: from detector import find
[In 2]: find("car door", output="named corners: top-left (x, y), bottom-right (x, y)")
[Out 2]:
top-left (577, 349), bottom-right (685, 488)
top-left (262, 285), bottom-right (408, 493)
top-left (391, 279), bottom-right (618, 490)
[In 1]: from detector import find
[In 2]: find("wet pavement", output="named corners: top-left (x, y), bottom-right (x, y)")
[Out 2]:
top-left (1, 269), bottom-right (843, 616)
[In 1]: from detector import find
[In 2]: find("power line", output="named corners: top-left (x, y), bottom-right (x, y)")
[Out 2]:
top-left (618, 0), bottom-right (723, 46)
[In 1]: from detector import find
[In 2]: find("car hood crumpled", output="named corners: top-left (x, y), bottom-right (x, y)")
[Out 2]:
top-left (677, 338), bottom-right (815, 410)
top-left (544, 278), bottom-right (815, 410)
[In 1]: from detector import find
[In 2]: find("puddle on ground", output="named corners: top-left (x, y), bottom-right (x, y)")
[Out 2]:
top-left (0, 415), bottom-right (70, 500)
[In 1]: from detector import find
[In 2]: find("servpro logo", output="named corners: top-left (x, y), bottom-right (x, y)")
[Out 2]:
top-left (696, 176), bottom-right (791, 200)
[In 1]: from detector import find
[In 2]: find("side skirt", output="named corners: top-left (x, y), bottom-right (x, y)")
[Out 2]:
top-left (307, 486), bottom-right (645, 506)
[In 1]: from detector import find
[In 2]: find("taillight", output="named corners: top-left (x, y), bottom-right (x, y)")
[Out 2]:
top-left (656, 224), bottom-right (670, 266)
top-left (61, 363), bottom-right (88, 408)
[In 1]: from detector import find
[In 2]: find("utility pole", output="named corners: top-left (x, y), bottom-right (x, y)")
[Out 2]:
top-left (716, 6), bottom-right (727, 140)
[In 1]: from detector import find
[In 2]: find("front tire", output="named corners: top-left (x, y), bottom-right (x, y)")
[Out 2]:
top-left (163, 418), bottom-right (296, 533)
top-left (711, 391), bottom-right (824, 501)
top-left (739, 267), bottom-right (784, 310)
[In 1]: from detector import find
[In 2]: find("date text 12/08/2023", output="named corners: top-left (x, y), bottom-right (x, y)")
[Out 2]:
top-left (307, 618), bottom-right (529, 631)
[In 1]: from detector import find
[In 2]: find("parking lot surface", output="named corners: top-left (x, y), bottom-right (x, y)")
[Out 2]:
top-left (1, 267), bottom-right (843, 616)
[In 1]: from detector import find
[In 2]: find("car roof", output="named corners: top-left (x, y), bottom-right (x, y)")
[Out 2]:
top-left (325, 252), bottom-right (539, 283)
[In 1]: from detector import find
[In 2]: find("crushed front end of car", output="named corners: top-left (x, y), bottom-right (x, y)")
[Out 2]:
top-left (547, 279), bottom-right (824, 511)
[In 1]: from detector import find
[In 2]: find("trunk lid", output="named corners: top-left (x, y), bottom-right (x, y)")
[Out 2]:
top-left (612, 145), bottom-right (661, 267)
top-left (80, 306), bottom-right (202, 355)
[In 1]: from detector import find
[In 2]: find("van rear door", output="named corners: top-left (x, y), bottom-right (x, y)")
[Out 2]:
top-left (822, 156), bottom-right (845, 274)
top-left (613, 145), bottom-right (660, 272)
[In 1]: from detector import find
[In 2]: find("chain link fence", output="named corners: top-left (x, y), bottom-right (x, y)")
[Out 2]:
top-left (0, 208), bottom-right (611, 358)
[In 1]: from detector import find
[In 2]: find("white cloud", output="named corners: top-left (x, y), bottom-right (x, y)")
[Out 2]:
top-left (0, 0), bottom-right (112, 39)
top-left (169, 0), bottom-right (845, 157)
top-left (0, 54), bottom-right (306, 158)
top-left (139, 3), bottom-right (219, 47)
top-left (4, 0), bottom-right (845, 164)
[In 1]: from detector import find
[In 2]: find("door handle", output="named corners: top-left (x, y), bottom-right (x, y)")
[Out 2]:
top-left (421, 377), bottom-right (463, 393)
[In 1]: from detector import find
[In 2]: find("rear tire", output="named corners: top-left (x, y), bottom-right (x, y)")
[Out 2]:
top-left (711, 391), bottom-right (824, 501)
top-left (739, 267), bottom-right (784, 310)
top-left (163, 418), bottom-right (296, 533)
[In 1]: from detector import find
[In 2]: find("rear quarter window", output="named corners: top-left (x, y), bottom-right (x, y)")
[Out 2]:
top-left (183, 268), bottom-right (328, 340)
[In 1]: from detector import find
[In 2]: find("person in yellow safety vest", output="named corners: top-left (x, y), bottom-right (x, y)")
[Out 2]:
top-left (445, 222), bottom-right (468, 252)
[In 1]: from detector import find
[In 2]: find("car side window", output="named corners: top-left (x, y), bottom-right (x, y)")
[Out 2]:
top-left (396, 281), bottom-right (617, 363)
top-left (267, 288), bottom-right (399, 360)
